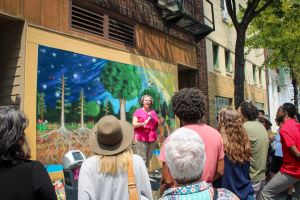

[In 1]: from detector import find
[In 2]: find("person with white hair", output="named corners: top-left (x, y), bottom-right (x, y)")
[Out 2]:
top-left (160, 128), bottom-right (239, 200)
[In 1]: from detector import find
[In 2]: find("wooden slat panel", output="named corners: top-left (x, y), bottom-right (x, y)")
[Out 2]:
top-left (71, 23), bottom-right (103, 35)
top-left (0, 76), bottom-right (21, 87)
top-left (1, 66), bottom-right (21, 77)
top-left (109, 27), bottom-right (134, 39)
top-left (43, 0), bottom-right (61, 30)
top-left (23, 0), bottom-right (42, 25)
top-left (72, 17), bottom-right (103, 31)
top-left (0, 94), bottom-right (21, 104)
top-left (109, 32), bottom-right (134, 43)
top-left (109, 19), bottom-right (134, 32)
top-left (0, 85), bottom-right (22, 96)
top-left (2, 0), bottom-right (20, 15)
top-left (136, 24), bottom-right (196, 67)
top-left (108, 34), bottom-right (134, 46)
top-left (0, 47), bottom-right (21, 58)
top-left (72, 9), bottom-right (103, 24)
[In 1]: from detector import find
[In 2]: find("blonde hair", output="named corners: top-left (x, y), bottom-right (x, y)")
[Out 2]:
top-left (218, 107), bottom-right (251, 164)
top-left (98, 148), bottom-right (132, 175)
top-left (140, 95), bottom-right (153, 105)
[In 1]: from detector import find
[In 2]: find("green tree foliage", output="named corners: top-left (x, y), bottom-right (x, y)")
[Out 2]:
top-left (103, 100), bottom-right (115, 116)
top-left (140, 87), bottom-right (161, 113)
top-left (85, 101), bottom-right (100, 122)
top-left (247, 0), bottom-right (300, 109)
top-left (126, 104), bottom-right (140, 123)
top-left (225, 0), bottom-right (275, 108)
top-left (100, 62), bottom-right (142, 120)
top-left (37, 92), bottom-right (47, 121)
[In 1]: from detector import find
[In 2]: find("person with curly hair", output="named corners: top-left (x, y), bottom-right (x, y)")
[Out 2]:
top-left (214, 107), bottom-right (254, 200)
top-left (0, 106), bottom-right (57, 200)
top-left (159, 88), bottom-right (224, 193)
top-left (239, 101), bottom-right (269, 200)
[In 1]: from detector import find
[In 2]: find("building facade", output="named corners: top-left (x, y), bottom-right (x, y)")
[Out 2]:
top-left (267, 68), bottom-right (299, 131)
top-left (204, 0), bottom-right (268, 126)
top-left (0, 0), bottom-right (214, 162)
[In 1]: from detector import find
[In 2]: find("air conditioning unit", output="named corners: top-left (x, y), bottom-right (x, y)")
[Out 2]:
top-left (222, 10), bottom-right (229, 23)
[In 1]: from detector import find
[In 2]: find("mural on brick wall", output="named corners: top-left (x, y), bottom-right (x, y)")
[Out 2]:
top-left (36, 45), bottom-right (176, 164)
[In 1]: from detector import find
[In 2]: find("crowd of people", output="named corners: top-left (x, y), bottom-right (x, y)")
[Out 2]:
top-left (0, 87), bottom-right (300, 200)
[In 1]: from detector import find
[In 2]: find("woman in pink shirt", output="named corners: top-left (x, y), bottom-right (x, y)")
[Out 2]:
top-left (132, 95), bottom-right (159, 167)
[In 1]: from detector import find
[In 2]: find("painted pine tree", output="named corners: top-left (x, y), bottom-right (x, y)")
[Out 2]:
top-left (37, 92), bottom-right (46, 121)
top-left (56, 74), bottom-right (71, 133)
top-left (78, 89), bottom-right (86, 129)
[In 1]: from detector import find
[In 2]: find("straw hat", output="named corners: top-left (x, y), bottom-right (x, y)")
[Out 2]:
top-left (89, 115), bottom-right (134, 156)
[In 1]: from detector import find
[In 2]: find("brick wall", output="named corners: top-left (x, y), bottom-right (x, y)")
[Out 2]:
top-left (196, 39), bottom-right (210, 123)
top-left (208, 72), bottom-right (268, 127)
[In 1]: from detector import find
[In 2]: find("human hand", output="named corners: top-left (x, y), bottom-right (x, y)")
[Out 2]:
top-left (143, 116), bottom-right (151, 127)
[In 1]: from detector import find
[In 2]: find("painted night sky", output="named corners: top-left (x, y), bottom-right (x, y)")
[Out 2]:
top-left (37, 45), bottom-right (176, 117)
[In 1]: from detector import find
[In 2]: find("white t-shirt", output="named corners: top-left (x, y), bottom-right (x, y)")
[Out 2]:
top-left (78, 154), bottom-right (153, 200)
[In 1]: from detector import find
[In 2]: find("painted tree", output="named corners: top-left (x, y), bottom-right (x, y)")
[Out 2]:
top-left (56, 74), bottom-right (71, 133)
top-left (85, 101), bottom-right (100, 122)
top-left (78, 89), bottom-right (86, 128)
top-left (100, 62), bottom-right (142, 120)
top-left (247, 0), bottom-right (300, 109)
top-left (104, 99), bottom-right (115, 116)
top-left (37, 92), bottom-right (47, 121)
top-left (225, 0), bottom-right (275, 108)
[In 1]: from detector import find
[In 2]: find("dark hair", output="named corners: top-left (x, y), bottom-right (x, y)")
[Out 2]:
top-left (281, 103), bottom-right (297, 118)
top-left (239, 101), bottom-right (258, 121)
top-left (258, 110), bottom-right (265, 115)
top-left (0, 106), bottom-right (30, 166)
top-left (171, 88), bottom-right (207, 123)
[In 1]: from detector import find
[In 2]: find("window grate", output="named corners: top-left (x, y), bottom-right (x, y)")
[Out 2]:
top-left (108, 18), bottom-right (134, 46)
top-left (71, 2), bottom-right (135, 47)
top-left (71, 4), bottom-right (104, 36)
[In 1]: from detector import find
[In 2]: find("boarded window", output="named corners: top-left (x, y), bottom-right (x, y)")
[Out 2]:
top-left (71, 3), bottom-right (104, 35)
top-left (108, 18), bottom-right (134, 46)
top-left (71, 2), bottom-right (135, 46)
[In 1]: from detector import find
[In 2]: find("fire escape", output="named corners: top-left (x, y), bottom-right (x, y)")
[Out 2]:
top-left (156, 0), bottom-right (215, 41)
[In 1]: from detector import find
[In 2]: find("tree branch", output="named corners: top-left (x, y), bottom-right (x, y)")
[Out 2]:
top-left (225, 0), bottom-right (239, 28)
top-left (242, 0), bottom-right (260, 25)
top-left (250, 0), bottom-right (276, 21)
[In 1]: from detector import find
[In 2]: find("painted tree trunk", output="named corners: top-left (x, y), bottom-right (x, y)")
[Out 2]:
top-left (234, 28), bottom-right (247, 109)
top-left (119, 98), bottom-right (126, 120)
top-left (81, 97), bottom-right (84, 128)
top-left (59, 76), bottom-right (66, 132)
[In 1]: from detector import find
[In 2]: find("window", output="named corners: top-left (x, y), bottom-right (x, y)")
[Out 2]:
top-left (220, 0), bottom-right (225, 11)
top-left (252, 64), bottom-right (257, 84)
top-left (259, 68), bottom-right (262, 86)
top-left (254, 102), bottom-right (264, 111)
top-left (71, 1), bottom-right (135, 46)
top-left (213, 43), bottom-right (219, 68)
top-left (225, 49), bottom-right (231, 72)
top-left (215, 96), bottom-right (232, 126)
top-left (71, 4), bottom-right (104, 36)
